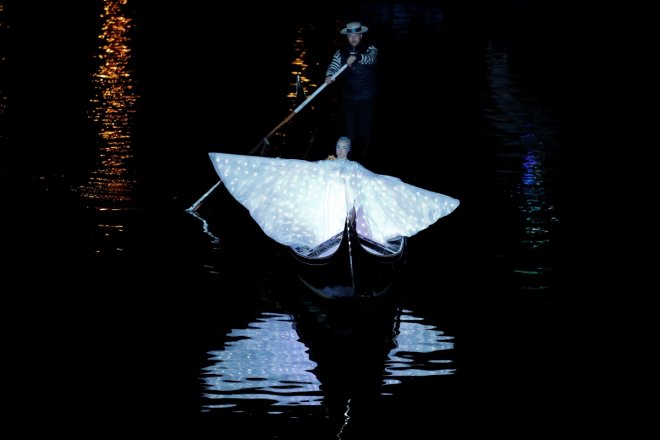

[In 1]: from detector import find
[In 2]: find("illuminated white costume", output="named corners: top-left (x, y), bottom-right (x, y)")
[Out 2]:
top-left (209, 153), bottom-right (460, 249)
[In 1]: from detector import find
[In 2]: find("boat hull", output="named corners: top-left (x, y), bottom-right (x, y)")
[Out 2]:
top-left (288, 208), bottom-right (407, 299)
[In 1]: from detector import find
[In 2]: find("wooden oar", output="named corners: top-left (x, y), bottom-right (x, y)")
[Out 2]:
top-left (187, 64), bottom-right (348, 212)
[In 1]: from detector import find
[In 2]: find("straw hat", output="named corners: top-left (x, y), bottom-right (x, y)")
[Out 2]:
top-left (340, 22), bottom-right (369, 35)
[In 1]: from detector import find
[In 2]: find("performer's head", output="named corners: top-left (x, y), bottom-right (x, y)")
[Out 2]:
top-left (336, 136), bottom-right (351, 159)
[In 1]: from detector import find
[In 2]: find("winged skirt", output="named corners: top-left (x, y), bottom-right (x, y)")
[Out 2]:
top-left (208, 153), bottom-right (460, 250)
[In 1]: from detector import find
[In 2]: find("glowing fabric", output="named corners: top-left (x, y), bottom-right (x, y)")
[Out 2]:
top-left (209, 153), bottom-right (460, 249)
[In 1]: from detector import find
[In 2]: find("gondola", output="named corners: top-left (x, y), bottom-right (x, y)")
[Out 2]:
top-left (288, 206), bottom-right (407, 299)
top-left (187, 68), bottom-right (458, 301)
top-left (192, 148), bottom-right (458, 301)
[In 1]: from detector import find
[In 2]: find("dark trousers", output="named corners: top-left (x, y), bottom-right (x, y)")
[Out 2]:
top-left (342, 98), bottom-right (375, 161)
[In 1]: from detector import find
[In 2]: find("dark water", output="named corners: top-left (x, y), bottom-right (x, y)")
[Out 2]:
top-left (2, 1), bottom-right (569, 435)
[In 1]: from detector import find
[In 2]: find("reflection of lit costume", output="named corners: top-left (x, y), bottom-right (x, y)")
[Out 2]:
top-left (209, 153), bottom-right (460, 249)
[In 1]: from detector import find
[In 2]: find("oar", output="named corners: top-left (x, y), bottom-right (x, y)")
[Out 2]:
top-left (249, 64), bottom-right (348, 155)
top-left (187, 64), bottom-right (348, 212)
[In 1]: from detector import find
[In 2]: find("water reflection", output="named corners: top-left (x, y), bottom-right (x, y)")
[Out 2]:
top-left (202, 312), bottom-right (323, 409)
top-left (288, 25), bottom-right (314, 106)
top-left (383, 310), bottom-right (454, 386)
top-left (484, 41), bottom-right (559, 290)
top-left (79, 0), bottom-right (138, 207)
top-left (187, 209), bottom-right (221, 246)
top-left (201, 299), bottom-right (454, 436)
top-left (77, 0), bottom-right (139, 256)
top-left (276, 23), bottom-right (326, 159)
top-left (517, 142), bottom-right (553, 250)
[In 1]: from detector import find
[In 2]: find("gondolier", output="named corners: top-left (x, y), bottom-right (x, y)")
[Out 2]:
top-left (325, 22), bottom-right (378, 162)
